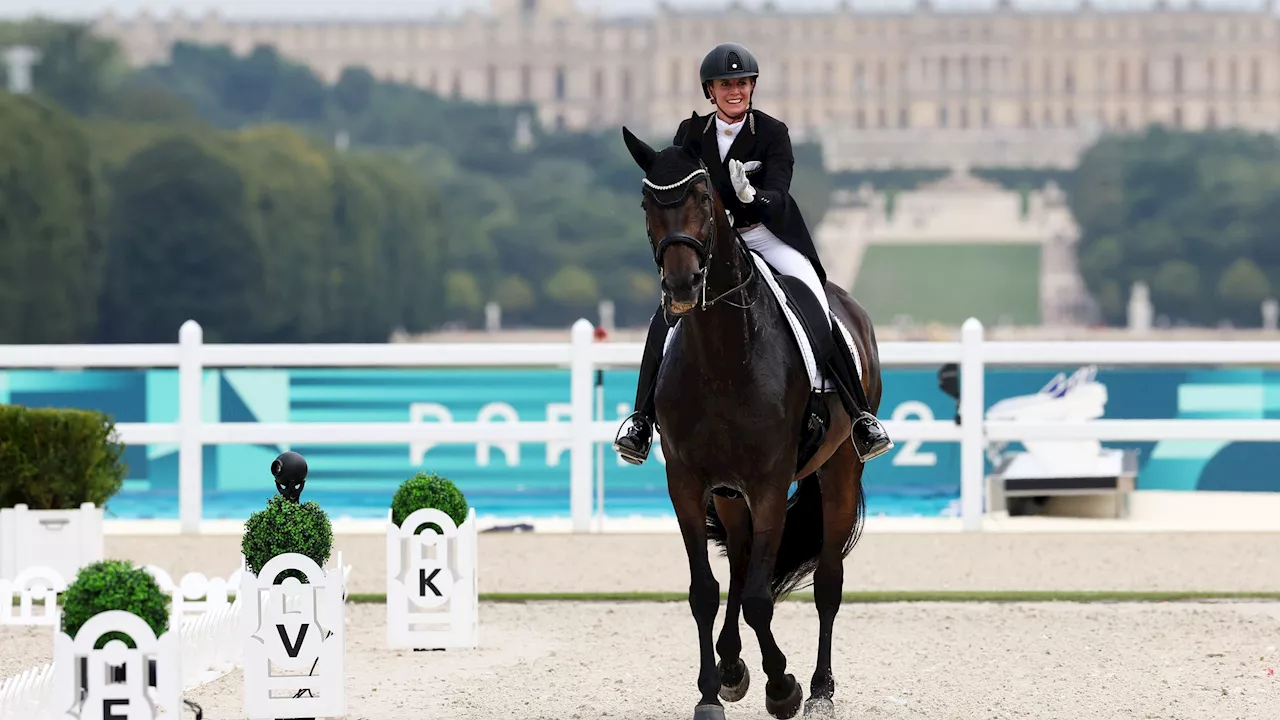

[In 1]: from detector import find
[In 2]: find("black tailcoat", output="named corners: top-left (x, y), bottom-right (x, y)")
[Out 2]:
top-left (672, 109), bottom-right (827, 286)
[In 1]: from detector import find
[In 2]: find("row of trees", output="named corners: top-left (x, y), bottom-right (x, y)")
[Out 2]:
top-left (1069, 127), bottom-right (1280, 327)
top-left (0, 20), bottom-right (836, 342)
top-left (2, 94), bottom-right (447, 344)
top-left (832, 130), bottom-right (1280, 328)
top-left (6, 19), bottom-right (1280, 336)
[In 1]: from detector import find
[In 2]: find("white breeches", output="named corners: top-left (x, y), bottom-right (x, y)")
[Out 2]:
top-left (740, 225), bottom-right (831, 326)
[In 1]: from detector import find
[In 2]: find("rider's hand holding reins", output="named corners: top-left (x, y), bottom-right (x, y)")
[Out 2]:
top-left (729, 159), bottom-right (758, 204)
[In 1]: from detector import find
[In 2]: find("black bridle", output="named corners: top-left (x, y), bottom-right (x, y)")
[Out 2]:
top-left (641, 160), bottom-right (756, 312)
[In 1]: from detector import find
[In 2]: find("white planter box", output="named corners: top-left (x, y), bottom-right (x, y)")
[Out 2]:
top-left (240, 551), bottom-right (346, 720)
top-left (386, 507), bottom-right (479, 650)
top-left (0, 503), bottom-right (103, 583)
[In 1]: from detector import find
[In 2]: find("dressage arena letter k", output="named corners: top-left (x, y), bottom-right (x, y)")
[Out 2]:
top-left (420, 567), bottom-right (444, 598)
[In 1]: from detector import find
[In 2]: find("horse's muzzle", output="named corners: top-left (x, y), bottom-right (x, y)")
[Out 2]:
top-left (662, 272), bottom-right (705, 315)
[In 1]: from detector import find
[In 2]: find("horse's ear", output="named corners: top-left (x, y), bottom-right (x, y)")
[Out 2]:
top-left (622, 126), bottom-right (656, 173)
top-left (680, 111), bottom-right (702, 157)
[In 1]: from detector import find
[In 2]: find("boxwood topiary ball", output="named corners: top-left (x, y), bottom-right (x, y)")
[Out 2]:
top-left (390, 471), bottom-right (469, 531)
top-left (241, 494), bottom-right (334, 584)
top-left (61, 559), bottom-right (169, 649)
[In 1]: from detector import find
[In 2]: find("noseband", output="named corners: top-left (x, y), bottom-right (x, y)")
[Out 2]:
top-left (642, 161), bottom-right (755, 311)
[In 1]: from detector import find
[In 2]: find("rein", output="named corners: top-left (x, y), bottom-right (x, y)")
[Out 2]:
top-left (641, 160), bottom-right (757, 312)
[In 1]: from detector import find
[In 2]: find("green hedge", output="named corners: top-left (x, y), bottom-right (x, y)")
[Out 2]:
top-left (61, 559), bottom-right (170, 649)
top-left (241, 494), bottom-right (334, 584)
top-left (0, 405), bottom-right (127, 509)
top-left (390, 472), bottom-right (469, 531)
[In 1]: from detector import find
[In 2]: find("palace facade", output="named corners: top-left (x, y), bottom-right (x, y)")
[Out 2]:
top-left (91, 0), bottom-right (1280, 169)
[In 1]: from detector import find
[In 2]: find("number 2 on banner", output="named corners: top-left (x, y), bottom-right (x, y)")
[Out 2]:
top-left (890, 401), bottom-right (937, 467)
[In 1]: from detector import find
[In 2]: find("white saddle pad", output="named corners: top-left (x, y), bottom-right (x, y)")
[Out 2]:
top-left (663, 250), bottom-right (863, 392)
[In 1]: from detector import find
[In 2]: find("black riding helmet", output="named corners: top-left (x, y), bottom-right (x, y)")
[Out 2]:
top-left (700, 42), bottom-right (759, 99)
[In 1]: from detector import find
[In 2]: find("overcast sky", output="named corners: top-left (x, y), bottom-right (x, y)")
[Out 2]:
top-left (0, 0), bottom-right (1266, 20)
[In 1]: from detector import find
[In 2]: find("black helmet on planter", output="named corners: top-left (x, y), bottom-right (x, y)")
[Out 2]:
top-left (699, 42), bottom-right (759, 99)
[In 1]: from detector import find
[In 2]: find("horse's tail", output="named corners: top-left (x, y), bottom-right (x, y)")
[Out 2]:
top-left (705, 472), bottom-right (866, 603)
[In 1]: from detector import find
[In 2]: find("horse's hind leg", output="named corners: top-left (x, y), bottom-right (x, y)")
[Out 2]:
top-left (669, 470), bottom-right (726, 720)
top-left (742, 488), bottom-right (804, 719)
top-left (805, 440), bottom-right (863, 718)
top-left (712, 495), bottom-right (751, 703)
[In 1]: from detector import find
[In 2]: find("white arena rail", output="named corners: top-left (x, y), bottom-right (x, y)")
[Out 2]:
top-left (0, 661), bottom-right (53, 719)
top-left (3, 317), bottom-right (1280, 533)
top-left (0, 597), bottom-right (242, 717)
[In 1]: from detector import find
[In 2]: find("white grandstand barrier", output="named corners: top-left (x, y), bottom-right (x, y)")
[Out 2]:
top-left (386, 507), bottom-right (478, 650)
top-left (0, 566), bottom-right (67, 626)
top-left (0, 503), bottom-right (103, 586)
top-left (5, 317), bottom-right (1280, 534)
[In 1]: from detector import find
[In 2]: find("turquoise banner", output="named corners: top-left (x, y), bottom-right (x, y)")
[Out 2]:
top-left (2, 365), bottom-right (1279, 520)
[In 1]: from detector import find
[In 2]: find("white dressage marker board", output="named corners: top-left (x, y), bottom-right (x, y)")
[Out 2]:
top-left (240, 552), bottom-right (346, 719)
top-left (51, 610), bottom-right (183, 720)
top-left (386, 507), bottom-right (479, 650)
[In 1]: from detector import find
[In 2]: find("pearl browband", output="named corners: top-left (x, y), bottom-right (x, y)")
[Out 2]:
top-left (642, 168), bottom-right (707, 192)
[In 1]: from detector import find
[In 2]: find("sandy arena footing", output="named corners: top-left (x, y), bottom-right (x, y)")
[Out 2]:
top-left (103, 530), bottom-right (1280, 595)
top-left (7, 600), bottom-right (1276, 719)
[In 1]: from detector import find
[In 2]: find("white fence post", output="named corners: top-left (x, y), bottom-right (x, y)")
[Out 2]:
top-left (178, 320), bottom-right (204, 533)
top-left (959, 317), bottom-right (986, 531)
top-left (569, 319), bottom-right (595, 533)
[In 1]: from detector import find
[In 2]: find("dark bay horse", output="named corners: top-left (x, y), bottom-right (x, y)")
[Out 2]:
top-left (620, 122), bottom-right (881, 720)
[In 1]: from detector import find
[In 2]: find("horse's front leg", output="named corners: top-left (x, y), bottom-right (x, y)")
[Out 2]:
top-left (712, 494), bottom-right (752, 703)
top-left (669, 466), bottom-right (725, 720)
top-left (742, 485), bottom-right (804, 720)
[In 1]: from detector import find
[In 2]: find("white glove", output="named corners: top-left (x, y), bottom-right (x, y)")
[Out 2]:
top-left (728, 159), bottom-right (756, 204)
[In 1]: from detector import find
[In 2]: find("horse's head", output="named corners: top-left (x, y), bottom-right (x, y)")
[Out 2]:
top-left (622, 120), bottom-right (725, 316)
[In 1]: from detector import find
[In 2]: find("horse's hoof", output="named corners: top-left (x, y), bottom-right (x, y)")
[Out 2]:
top-left (718, 658), bottom-right (750, 702)
top-left (765, 674), bottom-right (803, 719)
top-left (803, 696), bottom-right (836, 717)
top-left (693, 703), bottom-right (726, 720)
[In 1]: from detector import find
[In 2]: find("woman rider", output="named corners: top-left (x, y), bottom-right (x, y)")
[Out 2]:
top-left (613, 41), bottom-right (893, 467)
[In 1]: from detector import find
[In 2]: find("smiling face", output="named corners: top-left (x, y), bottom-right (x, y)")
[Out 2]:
top-left (708, 76), bottom-right (755, 122)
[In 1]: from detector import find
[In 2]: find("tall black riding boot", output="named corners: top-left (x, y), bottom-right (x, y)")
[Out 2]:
top-left (827, 324), bottom-right (894, 463)
top-left (614, 310), bottom-right (670, 465)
